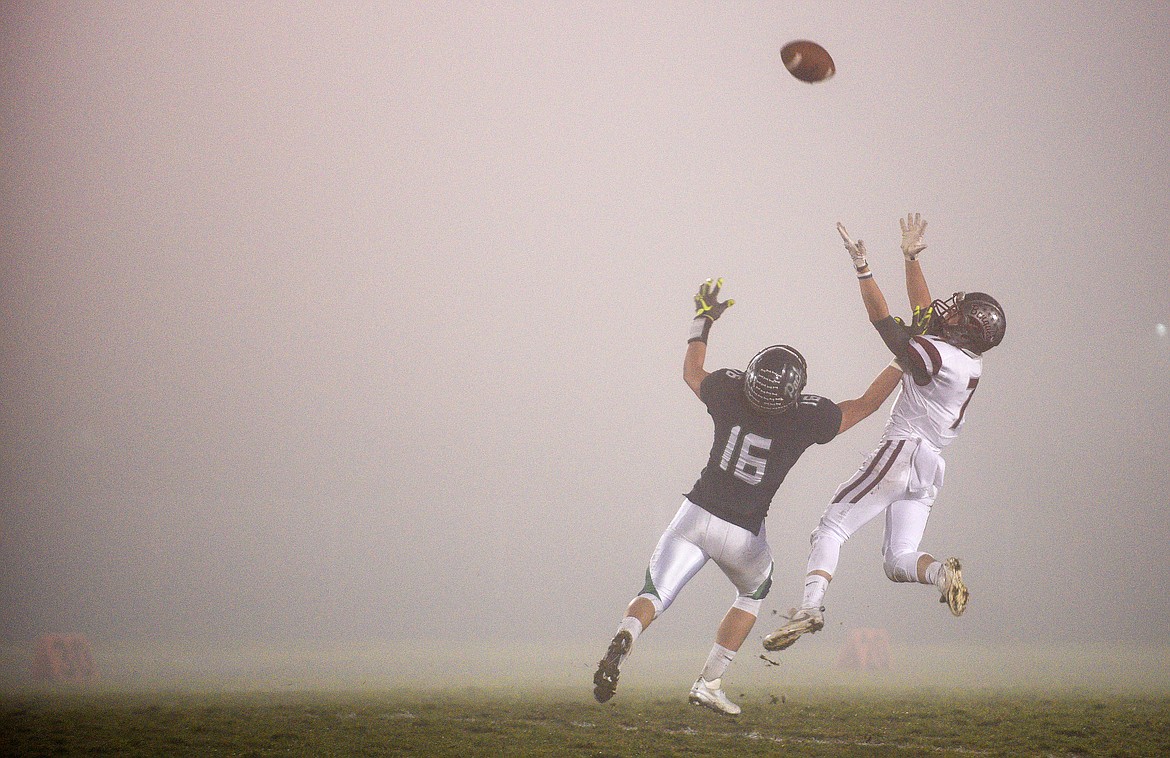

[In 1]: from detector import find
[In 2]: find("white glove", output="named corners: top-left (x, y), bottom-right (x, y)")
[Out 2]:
top-left (899, 212), bottom-right (927, 261)
top-left (836, 222), bottom-right (868, 272)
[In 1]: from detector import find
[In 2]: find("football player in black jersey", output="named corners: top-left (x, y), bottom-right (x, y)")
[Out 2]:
top-left (593, 278), bottom-right (902, 715)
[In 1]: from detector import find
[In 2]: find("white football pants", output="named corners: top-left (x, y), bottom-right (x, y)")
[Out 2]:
top-left (808, 437), bottom-right (945, 584)
top-left (637, 499), bottom-right (773, 618)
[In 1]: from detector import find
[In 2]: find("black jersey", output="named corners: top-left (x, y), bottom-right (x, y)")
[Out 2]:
top-left (685, 368), bottom-right (842, 535)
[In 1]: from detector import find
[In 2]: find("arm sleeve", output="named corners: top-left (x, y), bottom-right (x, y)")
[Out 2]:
top-left (810, 396), bottom-right (843, 445)
top-left (699, 369), bottom-right (730, 407)
top-left (873, 316), bottom-right (932, 386)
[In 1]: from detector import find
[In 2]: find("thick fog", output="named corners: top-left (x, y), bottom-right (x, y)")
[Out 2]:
top-left (2, 2), bottom-right (1168, 688)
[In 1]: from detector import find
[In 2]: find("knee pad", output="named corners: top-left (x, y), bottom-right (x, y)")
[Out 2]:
top-left (883, 549), bottom-right (920, 583)
top-left (731, 595), bottom-right (763, 617)
top-left (637, 592), bottom-right (665, 618)
top-left (810, 517), bottom-right (850, 548)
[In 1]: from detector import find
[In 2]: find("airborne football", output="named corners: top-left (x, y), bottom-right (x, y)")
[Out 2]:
top-left (780, 39), bottom-right (835, 83)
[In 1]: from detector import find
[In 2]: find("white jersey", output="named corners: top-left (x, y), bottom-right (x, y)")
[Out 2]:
top-left (883, 334), bottom-right (982, 451)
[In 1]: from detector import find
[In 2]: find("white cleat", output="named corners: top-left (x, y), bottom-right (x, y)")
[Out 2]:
top-left (940, 557), bottom-right (969, 616)
top-left (762, 606), bottom-right (825, 652)
top-left (688, 677), bottom-right (741, 716)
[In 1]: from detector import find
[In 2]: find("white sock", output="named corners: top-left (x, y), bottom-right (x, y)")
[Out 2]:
top-left (618, 615), bottom-right (643, 642)
top-left (801, 574), bottom-right (829, 609)
top-left (699, 643), bottom-right (736, 683)
top-left (925, 561), bottom-right (945, 590)
top-left (613, 616), bottom-right (643, 666)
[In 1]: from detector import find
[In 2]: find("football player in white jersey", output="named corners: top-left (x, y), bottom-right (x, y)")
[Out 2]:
top-left (763, 213), bottom-right (1007, 653)
top-left (593, 278), bottom-right (903, 714)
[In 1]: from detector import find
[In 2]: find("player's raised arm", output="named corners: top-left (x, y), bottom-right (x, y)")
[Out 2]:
top-left (900, 213), bottom-right (933, 313)
top-left (684, 277), bottom-right (733, 398)
top-left (837, 222), bottom-right (932, 386)
top-left (835, 363), bottom-right (902, 434)
top-left (836, 222), bottom-right (891, 322)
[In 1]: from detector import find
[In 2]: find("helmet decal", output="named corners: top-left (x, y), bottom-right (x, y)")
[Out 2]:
top-left (929, 292), bottom-right (1006, 353)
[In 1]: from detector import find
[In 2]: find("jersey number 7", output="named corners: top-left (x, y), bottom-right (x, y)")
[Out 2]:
top-left (950, 377), bottom-right (979, 430)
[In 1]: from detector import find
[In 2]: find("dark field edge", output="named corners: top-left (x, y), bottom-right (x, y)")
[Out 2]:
top-left (2, 688), bottom-right (1168, 757)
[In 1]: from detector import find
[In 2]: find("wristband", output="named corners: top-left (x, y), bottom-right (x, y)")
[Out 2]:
top-left (688, 317), bottom-right (712, 343)
top-left (857, 269), bottom-right (873, 280)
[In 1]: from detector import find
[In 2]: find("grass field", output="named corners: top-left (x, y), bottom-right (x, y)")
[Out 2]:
top-left (3, 687), bottom-right (1168, 757)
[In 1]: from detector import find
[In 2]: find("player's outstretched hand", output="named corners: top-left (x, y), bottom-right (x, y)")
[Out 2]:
top-left (836, 222), bottom-right (869, 272)
top-left (694, 277), bottom-right (734, 321)
top-left (899, 212), bottom-right (927, 261)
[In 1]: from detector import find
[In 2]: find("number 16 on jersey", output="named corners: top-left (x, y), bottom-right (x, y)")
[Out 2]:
top-left (719, 426), bottom-right (772, 485)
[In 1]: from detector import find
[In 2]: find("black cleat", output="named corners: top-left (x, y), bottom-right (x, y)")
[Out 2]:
top-left (593, 630), bottom-right (632, 703)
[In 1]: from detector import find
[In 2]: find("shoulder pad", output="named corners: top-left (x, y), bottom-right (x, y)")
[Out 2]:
top-left (908, 336), bottom-right (943, 378)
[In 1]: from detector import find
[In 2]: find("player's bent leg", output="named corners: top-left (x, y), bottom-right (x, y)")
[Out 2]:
top-left (594, 518), bottom-right (708, 704)
top-left (764, 499), bottom-right (881, 653)
top-left (593, 597), bottom-right (657, 703)
top-left (880, 499), bottom-right (965, 614)
top-left (883, 549), bottom-right (927, 583)
top-left (645, 516), bottom-right (710, 617)
top-left (882, 500), bottom-right (930, 576)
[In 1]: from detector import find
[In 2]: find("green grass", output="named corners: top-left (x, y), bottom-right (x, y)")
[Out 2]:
top-left (2, 688), bottom-right (1168, 757)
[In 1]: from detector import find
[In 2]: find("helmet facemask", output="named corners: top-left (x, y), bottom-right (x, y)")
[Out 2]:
top-left (743, 345), bottom-right (807, 415)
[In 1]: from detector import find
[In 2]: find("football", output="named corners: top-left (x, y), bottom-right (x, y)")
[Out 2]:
top-left (780, 40), bottom-right (835, 83)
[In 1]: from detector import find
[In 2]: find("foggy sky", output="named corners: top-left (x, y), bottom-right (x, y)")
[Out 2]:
top-left (2, 1), bottom-right (1168, 676)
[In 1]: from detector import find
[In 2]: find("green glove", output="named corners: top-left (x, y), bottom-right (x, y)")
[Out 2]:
top-left (689, 278), bottom-right (734, 343)
top-left (894, 305), bottom-right (933, 336)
